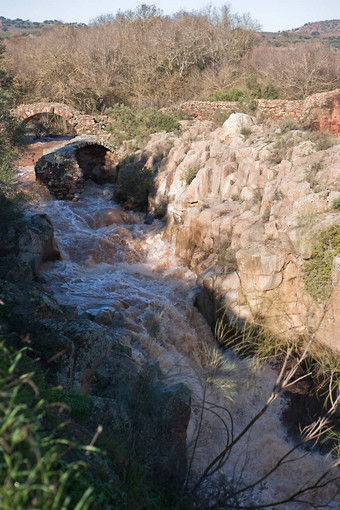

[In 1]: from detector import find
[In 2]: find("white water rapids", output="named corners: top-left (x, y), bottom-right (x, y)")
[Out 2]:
top-left (22, 168), bottom-right (339, 509)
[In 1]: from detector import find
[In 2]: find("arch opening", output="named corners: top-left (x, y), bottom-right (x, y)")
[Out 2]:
top-left (22, 113), bottom-right (77, 140)
top-left (76, 145), bottom-right (118, 184)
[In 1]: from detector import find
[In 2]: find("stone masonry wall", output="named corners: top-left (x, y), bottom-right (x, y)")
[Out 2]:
top-left (178, 90), bottom-right (340, 137)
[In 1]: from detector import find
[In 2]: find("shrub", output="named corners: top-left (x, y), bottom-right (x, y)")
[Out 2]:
top-left (240, 127), bottom-right (252, 137)
top-left (212, 110), bottom-right (232, 127)
top-left (114, 159), bottom-right (155, 210)
top-left (184, 165), bottom-right (200, 185)
top-left (307, 131), bottom-right (340, 151)
top-left (305, 161), bottom-right (322, 191)
top-left (276, 116), bottom-right (302, 133)
top-left (332, 197), bottom-right (340, 210)
top-left (208, 88), bottom-right (245, 102)
top-left (106, 105), bottom-right (181, 146)
top-left (270, 134), bottom-right (295, 164)
top-left (136, 108), bottom-right (180, 133)
top-left (304, 226), bottom-right (340, 301)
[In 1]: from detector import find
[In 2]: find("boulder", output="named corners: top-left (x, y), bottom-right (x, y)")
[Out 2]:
top-left (0, 213), bottom-right (60, 275)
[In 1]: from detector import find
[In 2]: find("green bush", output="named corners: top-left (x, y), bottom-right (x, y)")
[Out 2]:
top-left (0, 41), bottom-right (24, 215)
top-left (332, 197), bottom-right (340, 210)
top-left (246, 75), bottom-right (279, 100)
top-left (240, 127), bottom-right (252, 137)
top-left (208, 88), bottom-right (245, 102)
top-left (304, 226), bottom-right (340, 301)
top-left (0, 341), bottom-right (191, 510)
top-left (114, 160), bottom-right (155, 210)
top-left (105, 104), bottom-right (181, 146)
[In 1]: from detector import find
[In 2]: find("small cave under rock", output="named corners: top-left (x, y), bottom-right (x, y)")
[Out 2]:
top-left (76, 145), bottom-right (118, 184)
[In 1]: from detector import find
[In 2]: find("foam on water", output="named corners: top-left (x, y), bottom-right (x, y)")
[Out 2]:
top-left (32, 180), bottom-right (339, 509)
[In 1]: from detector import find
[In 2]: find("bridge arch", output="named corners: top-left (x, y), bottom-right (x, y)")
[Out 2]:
top-left (14, 102), bottom-right (101, 136)
top-left (35, 136), bottom-right (118, 200)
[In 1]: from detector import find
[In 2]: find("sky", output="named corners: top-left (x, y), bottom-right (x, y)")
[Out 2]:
top-left (0, 0), bottom-right (339, 32)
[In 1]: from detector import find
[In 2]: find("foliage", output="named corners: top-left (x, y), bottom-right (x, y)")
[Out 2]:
top-left (5, 5), bottom-right (259, 110)
top-left (208, 79), bottom-right (279, 104)
top-left (332, 197), bottom-right (340, 210)
top-left (114, 159), bottom-right (155, 210)
top-left (208, 88), bottom-right (245, 102)
top-left (0, 42), bottom-right (22, 193)
top-left (240, 126), bottom-right (252, 137)
top-left (244, 42), bottom-right (340, 99)
top-left (0, 41), bottom-right (24, 223)
top-left (212, 110), bottom-right (232, 127)
top-left (24, 113), bottom-right (76, 138)
top-left (304, 226), bottom-right (340, 302)
top-left (106, 104), bottom-right (181, 146)
top-left (184, 165), bottom-right (200, 185)
top-left (191, 313), bottom-right (340, 506)
top-left (40, 386), bottom-right (91, 422)
top-left (276, 116), bottom-right (302, 133)
top-left (305, 343), bottom-right (340, 405)
top-left (245, 74), bottom-right (279, 99)
top-left (202, 344), bottom-right (247, 400)
top-left (0, 342), bottom-right (94, 510)
top-left (305, 160), bottom-right (322, 192)
top-left (270, 133), bottom-right (295, 164)
top-left (215, 312), bottom-right (291, 364)
top-left (306, 131), bottom-right (340, 151)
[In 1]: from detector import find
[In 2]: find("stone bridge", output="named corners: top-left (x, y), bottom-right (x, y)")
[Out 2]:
top-left (35, 136), bottom-right (118, 200)
top-left (14, 102), bottom-right (109, 137)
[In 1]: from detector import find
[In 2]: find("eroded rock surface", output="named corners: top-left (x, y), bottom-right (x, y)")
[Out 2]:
top-left (146, 113), bottom-right (340, 348)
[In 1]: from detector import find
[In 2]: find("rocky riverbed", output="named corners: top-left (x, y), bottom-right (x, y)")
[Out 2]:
top-left (1, 120), bottom-right (340, 507)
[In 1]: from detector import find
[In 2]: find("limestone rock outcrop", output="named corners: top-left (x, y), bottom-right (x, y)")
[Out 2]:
top-left (146, 113), bottom-right (340, 349)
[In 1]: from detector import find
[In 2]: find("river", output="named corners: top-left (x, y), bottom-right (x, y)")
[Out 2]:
top-left (17, 146), bottom-right (340, 509)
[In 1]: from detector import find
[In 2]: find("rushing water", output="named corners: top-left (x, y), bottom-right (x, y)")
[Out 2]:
top-left (21, 162), bottom-right (339, 509)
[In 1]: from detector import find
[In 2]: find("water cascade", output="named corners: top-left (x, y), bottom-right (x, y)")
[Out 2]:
top-left (19, 153), bottom-right (339, 508)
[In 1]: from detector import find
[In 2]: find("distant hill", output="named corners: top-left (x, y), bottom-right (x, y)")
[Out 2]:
top-left (0, 16), bottom-right (85, 39)
top-left (289, 19), bottom-right (340, 35)
top-left (260, 20), bottom-right (340, 52)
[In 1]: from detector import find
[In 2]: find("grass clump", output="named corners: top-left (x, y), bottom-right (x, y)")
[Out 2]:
top-left (305, 161), bottom-right (322, 191)
top-left (212, 110), bottom-right (232, 127)
top-left (276, 116), bottom-right (302, 133)
top-left (240, 127), bottom-right (252, 138)
top-left (0, 342), bottom-right (94, 510)
top-left (270, 133), bottom-right (295, 164)
top-left (184, 165), bottom-right (200, 185)
top-left (0, 341), bottom-right (191, 510)
top-left (304, 226), bottom-right (340, 302)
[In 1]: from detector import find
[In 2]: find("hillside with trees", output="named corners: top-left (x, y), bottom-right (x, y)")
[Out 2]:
top-left (290, 19), bottom-right (340, 34)
top-left (0, 16), bottom-right (83, 40)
